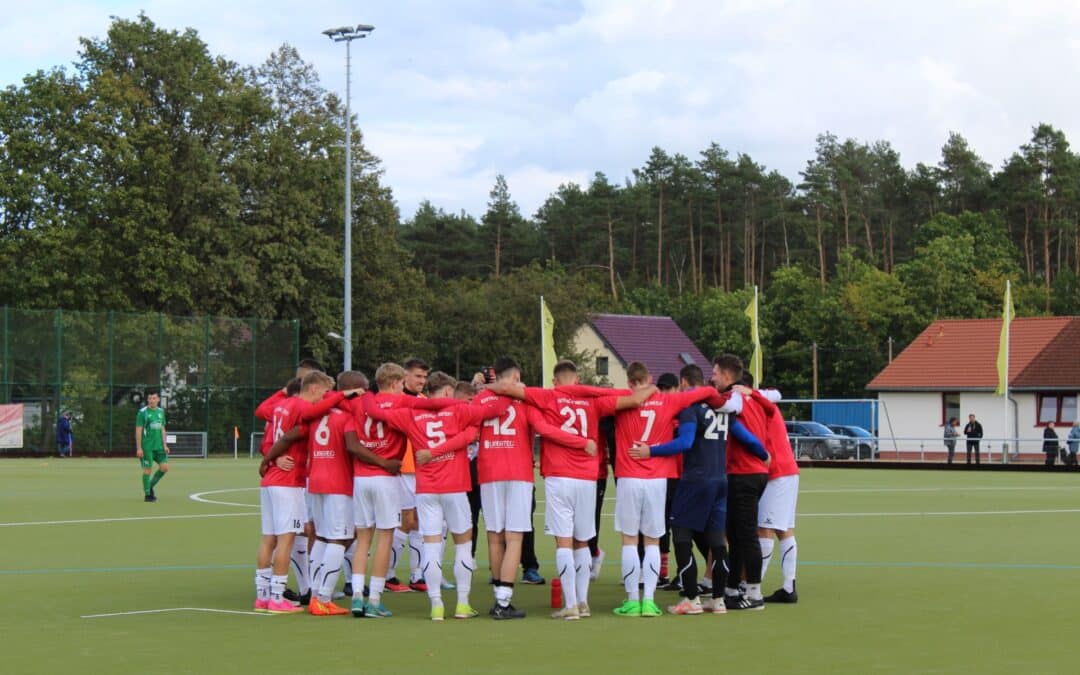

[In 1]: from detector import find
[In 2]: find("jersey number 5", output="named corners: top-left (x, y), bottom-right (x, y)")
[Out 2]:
top-left (426, 420), bottom-right (447, 447)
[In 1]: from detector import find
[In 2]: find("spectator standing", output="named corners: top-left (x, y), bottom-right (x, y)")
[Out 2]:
top-left (943, 417), bottom-right (959, 464)
top-left (56, 411), bottom-right (73, 457)
top-left (1067, 423), bottom-right (1080, 467)
top-left (963, 414), bottom-right (983, 465)
top-left (1043, 423), bottom-right (1061, 466)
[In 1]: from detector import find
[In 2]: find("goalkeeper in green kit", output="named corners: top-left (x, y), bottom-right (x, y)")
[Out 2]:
top-left (136, 391), bottom-right (170, 502)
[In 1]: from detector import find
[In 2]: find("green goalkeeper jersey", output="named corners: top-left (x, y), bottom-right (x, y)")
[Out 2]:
top-left (137, 407), bottom-right (166, 451)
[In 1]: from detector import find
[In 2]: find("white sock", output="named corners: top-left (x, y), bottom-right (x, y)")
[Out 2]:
top-left (759, 537), bottom-right (775, 579)
top-left (642, 544), bottom-right (660, 601)
top-left (780, 537), bottom-right (798, 593)
top-left (369, 577), bottom-right (385, 605)
top-left (439, 524), bottom-right (449, 567)
top-left (556, 547), bottom-right (578, 608)
top-left (270, 574), bottom-right (287, 602)
top-left (494, 584), bottom-right (512, 607)
top-left (621, 545), bottom-right (640, 601)
top-left (351, 573), bottom-right (364, 599)
top-left (308, 539), bottom-right (326, 596)
top-left (390, 528), bottom-right (406, 577)
top-left (409, 531), bottom-right (424, 582)
top-left (745, 582), bottom-right (762, 601)
top-left (422, 541), bottom-right (443, 603)
top-left (255, 567), bottom-right (271, 601)
top-left (573, 547), bottom-right (591, 606)
top-left (342, 540), bottom-right (356, 584)
top-left (290, 535), bottom-right (310, 594)
top-left (454, 542), bottom-right (474, 606)
top-left (318, 543), bottom-right (345, 603)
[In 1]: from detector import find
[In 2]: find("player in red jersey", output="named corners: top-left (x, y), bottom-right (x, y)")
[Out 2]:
top-left (606, 362), bottom-right (730, 618)
top-left (476, 356), bottom-right (587, 620)
top-left (363, 371), bottom-right (509, 621)
top-left (711, 355), bottom-right (774, 611)
top-left (486, 360), bottom-right (653, 620)
top-left (344, 365), bottom-right (460, 617)
top-left (301, 372), bottom-right (367, 617)
top-left (738, 379), bottom-right (801, 604)
top-left (253, 371), bottom-right (335, 613)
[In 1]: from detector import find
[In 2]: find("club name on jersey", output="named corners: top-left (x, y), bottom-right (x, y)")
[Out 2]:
top-left (483, 440), bottom-right (517, 449)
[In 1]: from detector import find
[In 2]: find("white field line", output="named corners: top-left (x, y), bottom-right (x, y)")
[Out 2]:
top-left (189, 488), bottom-right (261, 507)
top-left (82, 607), bottom-right (267, 619)
top-left (0, 513), bottom-right (256, 527)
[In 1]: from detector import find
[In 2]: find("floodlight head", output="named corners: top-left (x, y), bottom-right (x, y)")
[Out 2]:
top-left (356, 24), bottom-right (374, 33)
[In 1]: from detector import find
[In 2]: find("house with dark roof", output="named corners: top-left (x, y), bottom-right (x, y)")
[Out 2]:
top-left (572, 314), bottom-right (710, 388)
top-left (868, 316), bottom-right (1079, 455)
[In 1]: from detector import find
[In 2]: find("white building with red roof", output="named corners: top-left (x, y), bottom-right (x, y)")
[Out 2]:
top-left (868, 316), bottom-right (1079, 455)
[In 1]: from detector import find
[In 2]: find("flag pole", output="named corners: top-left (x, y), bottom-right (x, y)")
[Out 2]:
top-left (1003, 280), bottom-right (1010, 464)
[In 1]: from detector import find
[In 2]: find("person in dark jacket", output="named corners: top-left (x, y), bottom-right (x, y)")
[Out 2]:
top-left (944, 417), bottom-right (959, 464)
top-left (1043, 423), bottom-right (1061, 466)
top-left (56, 411), bottom-right (73, 457)
top-left (963, 414), bottom-right (983, 465)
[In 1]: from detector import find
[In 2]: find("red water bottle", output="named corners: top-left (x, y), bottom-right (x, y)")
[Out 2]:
top-left (551, 577), bottom-right (562, 608)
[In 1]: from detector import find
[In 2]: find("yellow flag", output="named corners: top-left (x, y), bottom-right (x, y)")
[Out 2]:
top-left (541, 296), bottom-right (557, 388)
top-left (744, 286), bottom-right (763, 386)
top-left (995, 280), bottom-right (1015, 395)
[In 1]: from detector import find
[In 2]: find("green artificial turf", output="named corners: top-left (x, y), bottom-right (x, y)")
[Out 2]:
top-left (1, 459), bottom-right (1075, 673)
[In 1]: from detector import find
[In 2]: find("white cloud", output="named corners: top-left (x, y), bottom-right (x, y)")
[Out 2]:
top-left (4, 1), bottom-right (1080, 217)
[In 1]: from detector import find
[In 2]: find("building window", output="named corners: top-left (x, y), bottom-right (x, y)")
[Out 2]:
top-left (596, 356), bottom-right (609, 376)
top-left (1037, 393), bottom-right (1078, 425)
top-left (942, 393), bottom-right (960, 426)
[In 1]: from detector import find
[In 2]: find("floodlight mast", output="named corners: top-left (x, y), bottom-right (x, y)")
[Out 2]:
top-left (323, 23), bottom-right (374, 371)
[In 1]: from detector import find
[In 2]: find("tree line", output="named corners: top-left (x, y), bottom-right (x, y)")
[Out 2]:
top-left (1, 15), bottom-right (1077, 402)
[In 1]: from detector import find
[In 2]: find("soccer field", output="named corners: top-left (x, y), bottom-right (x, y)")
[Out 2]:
top-left (1, 460), bottom-right (1076, 674)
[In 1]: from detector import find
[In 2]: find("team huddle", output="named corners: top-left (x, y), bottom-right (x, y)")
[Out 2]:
top-left (251, 353), bottom-right (800, 620)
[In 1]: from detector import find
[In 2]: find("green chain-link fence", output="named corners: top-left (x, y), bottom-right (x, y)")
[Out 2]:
top-left (0, 308), bottom-right (299, 456)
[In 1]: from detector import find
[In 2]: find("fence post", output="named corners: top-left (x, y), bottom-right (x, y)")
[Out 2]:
top-left (107, 311), bottom-right (114, 454)
top-left (1, 305), bottom-right (8, 403)
top-left (204, 316), bottom-right (211, 450)
top-left (55, 309), bottom-right (63, 448)
top-left (919, 439), bottom-right (925, 462)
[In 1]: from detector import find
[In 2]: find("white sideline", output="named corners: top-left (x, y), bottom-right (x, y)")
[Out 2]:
top-left (0, 513), bottom-right (256, 527)
top-left (82, 607), bottom-right (267, 619)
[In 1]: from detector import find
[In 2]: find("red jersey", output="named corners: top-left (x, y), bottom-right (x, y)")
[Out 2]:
top-left (755, 391), bottom-right (798, 479)
top-left (261, 397), bottom-right (309, 488)
top-left (367, 396), bottom-right (509, 494)
top-left (306, 408), bottom-right (357, 495)
top-left (612, 388), bottom-right (728, 479)
top-left (348, 393), bottom-right (461, 477)
top-left (728, 391), bottom-right (773, 475)
top-left (255, 390), bottom-right (287, 456)
top-left (522, 387), bottom-right (615, 481)
top-left (260, 392), bottom-right (346, 487)
top-left (476, 391), bottom-right (586, 484)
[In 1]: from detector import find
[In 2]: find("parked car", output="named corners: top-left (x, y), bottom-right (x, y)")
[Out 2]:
top-left (827, 424), bottom-right (880, 459)
top-left (785, 421), bottom-right (848, 459)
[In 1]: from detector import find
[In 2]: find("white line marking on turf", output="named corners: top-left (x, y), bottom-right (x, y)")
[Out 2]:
top-left (801, 486), bottom-right (1080, 494)
top-left (189, 488), bottom-right (260, 507)
top-left (0, 513), bottom-right (257, 527)
top-left (800, 508), bottom-right (1080, 517)
top-left (82, 607), bottom-right (267, 619)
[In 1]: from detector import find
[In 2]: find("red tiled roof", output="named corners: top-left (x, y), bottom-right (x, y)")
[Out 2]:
top-left (587, 314), bottom-right (710, 378)
top-left (867, 317), bottom-right (1080, 391)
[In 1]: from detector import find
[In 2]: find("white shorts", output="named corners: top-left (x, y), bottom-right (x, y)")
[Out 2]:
top-left (480, 481), bottom-right (533, 533)
top-left (417, 492), bottom-right (472, 536)
top-left (310, 492), bottom-right (354, 540)
top-left (353, 476), bottom-right (402, 530)
top-left (260, 486), bottom-right (306, 536)
top-left (758, 474), bottom-right (799, 531)
top-left (614, 477), bottom-right (667, 538)
top-left (397, 473), bottom-right (417, 510)
top-left (543, 477), bottom-right (596, 541)
top-left (304, 489), bottom-right (315, 524)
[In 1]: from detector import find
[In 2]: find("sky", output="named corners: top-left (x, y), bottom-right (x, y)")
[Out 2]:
top-left (4, 0), bottom-right (1080, 220)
